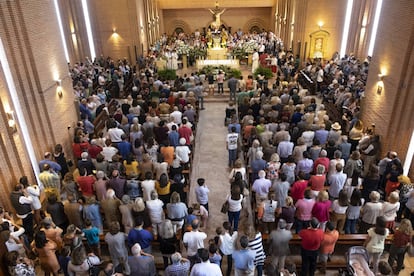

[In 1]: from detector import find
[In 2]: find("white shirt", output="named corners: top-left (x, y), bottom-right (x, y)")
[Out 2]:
top-left (183, 231), bottom-right (207, 256)
top-left (146, 199), bottom-right (164, 223)
top-left (226, 133), bottom-right (239, 150)
top-left (107, 127), bottom-right (125, 143)
top-left (331, 200), bottom-right (348, 214)
top-left (228, 195), bottom-right (243, 212)
top-left (220, 231), bottom-right (238, 255)
top-left (101, 146), bottom-right (118, 161)
top-left (170, 111), bottom-right (183, 125)
top-left (175, 146), bottom-right (191, 163)
top-left (195, 186), bottom-right (209, 205)
top-left (141, 180), bottom-right (155, 202)
top-left (190, 261), bottom-right (223, 276)
top-left (277, 141), bottom-right (294, 158)
top-left (26, 185), bottom-right (41, 210)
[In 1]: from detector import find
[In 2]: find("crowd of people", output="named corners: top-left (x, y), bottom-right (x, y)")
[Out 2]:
top-left (1, 26), bottom-right (414, 276)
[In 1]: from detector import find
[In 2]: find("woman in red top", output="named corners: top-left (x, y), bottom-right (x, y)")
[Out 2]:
top-left (309, 164), bottom-right (326, 198)
top-left (290, 172), bottom-right (308, 202)
top-left (387, 219), bottom-right (413, 273)
top-left (311, 191), bottom-right (331, 230)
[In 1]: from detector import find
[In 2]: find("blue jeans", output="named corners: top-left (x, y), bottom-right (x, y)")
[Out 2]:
top-left (295, 219), bottom-right (310, 234)
top-left (256, 264), bottom-right (263, 276)
top-left (228, 149), bottom-right (237, 166)
top-left (228, 210), bottom-right (241, 231)
top-left (345, 219), bottom-right (357, 234)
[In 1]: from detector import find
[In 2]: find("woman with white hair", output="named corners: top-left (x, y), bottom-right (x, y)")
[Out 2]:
top-left (146, 190), bottom-right (165, 236)
top-left (266, 153), bottom-right (281, 180)
top-left (128, 243), bottom-right (156, 275)
top-left (246, 139), bottom-right (262, 167)
top-left (359, 191), bottom-right (383, 234)
top-left (164, 252), bottom-right (190, 275)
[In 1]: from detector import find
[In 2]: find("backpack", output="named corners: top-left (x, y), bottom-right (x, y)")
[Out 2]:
top-left (86, 258), bottom-right (101, 276)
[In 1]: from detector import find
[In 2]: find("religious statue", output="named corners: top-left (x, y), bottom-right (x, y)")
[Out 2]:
top-left (208, 0), bottom-right (226, 29)
top-left (221, 29), bottom-right (228, 47)
top-left (206, 28), bottom-right (213, 48)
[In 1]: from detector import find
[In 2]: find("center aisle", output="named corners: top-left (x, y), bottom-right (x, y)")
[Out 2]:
top-left (189, 100), bottom-right (230, 236)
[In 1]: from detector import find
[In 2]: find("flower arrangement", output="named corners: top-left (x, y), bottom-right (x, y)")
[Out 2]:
top-left (190, 47), bottom-right (207, 59)
top-left (175, 41), bottom-right (191, 55)
top-left (243, 40), bottom-right (259, 54)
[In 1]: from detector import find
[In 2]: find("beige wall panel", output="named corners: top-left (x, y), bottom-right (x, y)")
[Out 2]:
top-left (162, 7), bottom-right (272, 34)
top-left (302, 0), bottom-right (346, 59)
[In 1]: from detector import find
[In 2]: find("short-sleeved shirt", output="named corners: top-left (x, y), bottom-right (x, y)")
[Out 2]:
top-left (183, 231), bottom-right (207, 256)
top-left (299, 228), bottom-right (324, 251)
top-left (227, 133), bottom-right (239, 150)
top-left (320, 230), bottom-right (339, 254)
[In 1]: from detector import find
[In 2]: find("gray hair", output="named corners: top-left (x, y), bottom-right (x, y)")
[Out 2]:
top-left (171, 252), bottom-right (182, 264)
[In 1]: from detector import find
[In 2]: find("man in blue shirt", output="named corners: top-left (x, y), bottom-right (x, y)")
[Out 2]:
top-left (127, 217), bottom-right (154, 253)
top-left (233, 236), bottom-right (255, 276)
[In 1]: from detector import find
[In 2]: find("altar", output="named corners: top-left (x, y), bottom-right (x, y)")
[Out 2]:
top-left (196, 59), bottom-right (239, 70)
top-left (207, 47), bottom-right (228, 60)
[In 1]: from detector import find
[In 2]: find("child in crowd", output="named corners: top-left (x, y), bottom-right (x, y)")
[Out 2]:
top-left (364, 216), bottom-right (389, 274)
top-left (319, 222), bottom-right (339, 273)
top-left (192, 203), bottom-right (208, 228)
top-left (378, 261), bottom-right (392, 276)
top-left (208, 243), bottom-right (222, 266)
top-left (387, 219), bottom-right (413, 274)
top-left (82, 219), bottom-right (101, 257)
top-left (57, 246), bottom-right (71, 276)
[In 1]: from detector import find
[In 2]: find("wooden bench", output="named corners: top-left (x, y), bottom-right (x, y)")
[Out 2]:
top-left (262, 233), bottom-right (393, 246)
top-left (262, 233), bottom-right (393, 270)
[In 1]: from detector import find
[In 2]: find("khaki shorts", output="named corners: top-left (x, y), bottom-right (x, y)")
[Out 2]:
top-left (208, 84), bottom-right (214, 88)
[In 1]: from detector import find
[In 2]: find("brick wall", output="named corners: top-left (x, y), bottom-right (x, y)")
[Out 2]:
top-left (0, 1), bottom-right (78, 211)
top-left (361, 0), bottom-right (414, 177)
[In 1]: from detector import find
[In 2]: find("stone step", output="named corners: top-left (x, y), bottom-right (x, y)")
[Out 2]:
top-left (204, 94), bottom-right (232, 102)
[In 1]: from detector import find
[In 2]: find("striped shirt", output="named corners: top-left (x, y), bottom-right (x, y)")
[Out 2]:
top-left (248, 232), bottom-right (266, 266)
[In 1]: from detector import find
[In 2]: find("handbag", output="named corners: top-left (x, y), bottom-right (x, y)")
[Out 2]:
top-left (221, 200), bottom-right (229, 214)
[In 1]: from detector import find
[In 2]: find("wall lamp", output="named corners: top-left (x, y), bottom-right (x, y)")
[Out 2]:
top-left (56, 79), bottom-right (63, 98)
top-left (7, 111), bottom-right (17, 132)
top-left (377, 74), bottom-right (384, 94)
top-left (318, 21), bottom-right (324, 29)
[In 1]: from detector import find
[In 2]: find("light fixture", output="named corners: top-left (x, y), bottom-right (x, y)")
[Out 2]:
top-left (53, 0), bottom-right (70, 63)
top-left (377, 82), bottom-right (383, 94)
top-left (56, 79), bottom-right (63, 98)
top-left (340, 0), bottom-right (354, 57)
top-left (81, 0), bottom-right (96, 60)
top-left (6, 111), bottom-right (17, 132)
top-left (377, 74), bottom-right (384, 94)
top-left (112, 28), bottom-right (117, 34)
top-left (318, 21), bottom-right (324, 29)
top-left (368, 0), bottom-right (383, 56)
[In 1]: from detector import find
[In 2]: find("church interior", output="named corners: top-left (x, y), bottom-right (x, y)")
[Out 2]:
top-left (0, 0), bottom-right (414, 275)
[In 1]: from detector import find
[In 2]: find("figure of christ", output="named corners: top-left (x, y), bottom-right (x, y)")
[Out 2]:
top-left (208, 1), bottom-right (226, 29)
